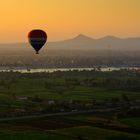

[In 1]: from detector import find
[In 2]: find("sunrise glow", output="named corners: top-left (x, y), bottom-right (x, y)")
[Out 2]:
top-left (0, 0), bottom-right (140, 42)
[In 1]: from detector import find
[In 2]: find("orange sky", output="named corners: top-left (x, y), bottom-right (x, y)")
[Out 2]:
top-left (0, 0), bottom-right (140, 43)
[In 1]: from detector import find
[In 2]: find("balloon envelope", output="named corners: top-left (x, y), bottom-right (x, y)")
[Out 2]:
top-left (28, 29), bottom-right (47, 54)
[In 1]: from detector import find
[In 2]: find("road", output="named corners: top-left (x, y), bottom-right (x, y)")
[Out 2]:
top-left (0, 108), bottom-right (115, 122)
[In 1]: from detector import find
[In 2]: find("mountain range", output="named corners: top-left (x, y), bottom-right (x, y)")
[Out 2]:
top-left (47, 34), bottom-right (140, 51)
top-left (0, 34), bottom-right (140, 55)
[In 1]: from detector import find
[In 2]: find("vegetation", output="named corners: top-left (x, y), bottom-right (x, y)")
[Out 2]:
top-left (0, 129), bottom-right (73, 140)
top-left (0, 69), bottom-right (139, 139)
top-left (52, 126), bottom-right (140, 140)
top-left (120, 117), bottom-right (140, 129)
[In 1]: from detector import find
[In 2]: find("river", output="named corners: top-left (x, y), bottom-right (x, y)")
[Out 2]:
top-left (0, 67), bottom-right (139, 73)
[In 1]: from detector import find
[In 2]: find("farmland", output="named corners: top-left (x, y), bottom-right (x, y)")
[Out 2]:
top-left (0, 69), bottom-right (139, 139)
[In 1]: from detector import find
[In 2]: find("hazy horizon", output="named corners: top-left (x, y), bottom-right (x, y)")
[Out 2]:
top-left (1, 34), bottom-right (140, 44)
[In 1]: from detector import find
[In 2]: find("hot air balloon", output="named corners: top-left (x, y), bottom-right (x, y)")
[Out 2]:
top-left (28, 29), bottom-right (47, 54)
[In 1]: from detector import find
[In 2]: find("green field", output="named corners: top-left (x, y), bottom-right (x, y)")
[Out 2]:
top-left (52, 126), bottom-right (140, 140)
top-left (0, 70), bottom-right (139, 104)
top-left (0, 130), bottom-right (73, 140)
top-left (0, 126), bottom-right (139, 140)
top-left (0, 70), bottom-right (139, 140)
top-left (120, 118), bottom-right (140, 129)
top-left (1, 115), bottom-right (140, 140)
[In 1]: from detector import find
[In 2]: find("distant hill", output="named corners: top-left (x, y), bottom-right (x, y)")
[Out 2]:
top-left (47, 34), bottom-right (140, 50)
top-left (0, 34), bottom-right (140, 55)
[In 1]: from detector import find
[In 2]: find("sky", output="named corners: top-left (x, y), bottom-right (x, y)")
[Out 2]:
top-left (0, 0), bottom-right (140, 43)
